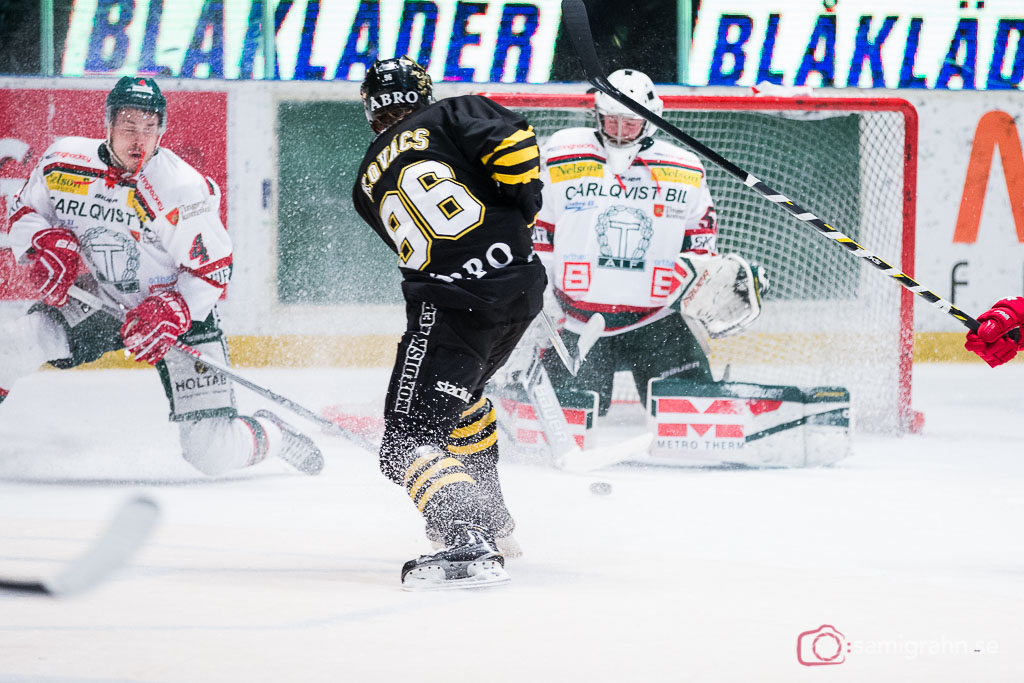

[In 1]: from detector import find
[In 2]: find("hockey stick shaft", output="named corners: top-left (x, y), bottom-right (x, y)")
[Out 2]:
top-left (560, 0), bottom-right (979, 333)
top-left (0, 496), bottom-right (159, 597)
top-left (539, 311), bottom-right (605, 377)
top-left (66, 287), bottom-right (375, 450)
top-left (540, 311), bottom-right (579, 376)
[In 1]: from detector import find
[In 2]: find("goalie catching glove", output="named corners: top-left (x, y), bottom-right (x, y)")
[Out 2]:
top-left (667, 252), bottom-right (769, 338)
top-left (121, 291), bottom-right (191, 365)
top-left (25, 228), bottom-right (83, 307)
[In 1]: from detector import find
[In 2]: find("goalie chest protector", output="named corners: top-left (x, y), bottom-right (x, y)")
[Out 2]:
top-left (536, 128), bottom-right (717, 311)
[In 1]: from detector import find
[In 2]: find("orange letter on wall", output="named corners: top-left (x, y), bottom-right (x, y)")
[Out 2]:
top-left (953, 111), bottom-right (1024, 243)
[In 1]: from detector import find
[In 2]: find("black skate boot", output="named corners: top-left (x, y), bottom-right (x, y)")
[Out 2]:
top-left (426, 517), bottom-right (521, 559)
top-left (402, 523), bottom-right (509, 591)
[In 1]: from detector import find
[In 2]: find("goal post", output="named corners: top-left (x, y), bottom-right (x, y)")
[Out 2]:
top-left (482, 93), bottom-right (919, 434)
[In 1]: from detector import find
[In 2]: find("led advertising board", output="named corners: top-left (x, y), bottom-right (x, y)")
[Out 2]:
top-left (61, 0), bottom-right (562, 82)
top-left (690, 0), bottom-right (1023, 89)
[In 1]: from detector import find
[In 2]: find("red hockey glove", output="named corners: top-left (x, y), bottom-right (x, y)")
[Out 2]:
top-left (25, 228), bottom-right (83, 307)
top-left (964, 297), bottom-right (1024, 367)
top-left (121, 291), bottom-right (191, 365)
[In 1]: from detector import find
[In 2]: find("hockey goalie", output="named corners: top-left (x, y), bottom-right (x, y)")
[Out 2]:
top-left (492, 69), bottom-right (850, 469)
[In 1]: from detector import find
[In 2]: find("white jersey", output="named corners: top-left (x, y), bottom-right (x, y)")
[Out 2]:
top-left (534, 128), bottom-right (717, 334)
top-left (8, 137), bottom-right (231, 321)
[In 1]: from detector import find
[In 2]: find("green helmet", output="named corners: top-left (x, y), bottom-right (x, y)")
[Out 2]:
top-left (105, 76), bottom-right (167, 131)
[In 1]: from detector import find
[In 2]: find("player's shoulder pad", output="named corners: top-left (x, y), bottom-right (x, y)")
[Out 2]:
top-left (541, 127), bottom-right (602, 157)
top-left (38, 137), bottom-right (104, 165)
top-left (140, 148), bottom-right (218, 209)
top-left (444, 93), bottom-right (526, 126)
top-left (645, 138), bottom-right (704, 168)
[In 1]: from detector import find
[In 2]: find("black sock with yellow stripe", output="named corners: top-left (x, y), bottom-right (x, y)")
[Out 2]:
top-left (403, 445), bottom-right (491, 543)
top-left (446, 397), bottom-right (514, 535)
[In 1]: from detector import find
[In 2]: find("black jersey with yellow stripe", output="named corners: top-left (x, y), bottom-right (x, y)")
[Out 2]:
top-left (352, 95), bottom-right (546, 310)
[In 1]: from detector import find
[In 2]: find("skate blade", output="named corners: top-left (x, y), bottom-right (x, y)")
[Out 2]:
top-left (402, 561), bottom-right (510, 592)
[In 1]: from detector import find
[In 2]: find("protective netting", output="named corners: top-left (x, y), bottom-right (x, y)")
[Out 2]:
top-left (501, 96), bottom-right (914, 433)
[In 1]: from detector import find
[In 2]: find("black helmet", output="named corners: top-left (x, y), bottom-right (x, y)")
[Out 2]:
top-left (360, 57), bottom-right (434, 133)
top-left (106, 76), bottom-right (167, 131)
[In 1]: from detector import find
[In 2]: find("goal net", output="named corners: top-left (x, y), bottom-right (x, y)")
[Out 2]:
top-left (483, 93), bottom-right (917, 434)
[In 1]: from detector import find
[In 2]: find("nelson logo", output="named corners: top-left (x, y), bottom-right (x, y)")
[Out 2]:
top-left (45, 171), bottom-right (91, 195)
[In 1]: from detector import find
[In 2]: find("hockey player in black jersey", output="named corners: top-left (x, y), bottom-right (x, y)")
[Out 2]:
top-left (351, 57), bottom-right (546, 590)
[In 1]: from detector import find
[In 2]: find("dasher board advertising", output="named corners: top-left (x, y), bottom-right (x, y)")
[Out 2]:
top-left (690, 0), bottom-right (1024, 89)
top-left (62, 0), bottom-right (562, 83)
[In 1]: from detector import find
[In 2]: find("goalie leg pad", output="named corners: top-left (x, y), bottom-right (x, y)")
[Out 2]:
top-left (494, 384), bottom-right (597, 456)
top-left (647, 378), bottom-right (850, 467)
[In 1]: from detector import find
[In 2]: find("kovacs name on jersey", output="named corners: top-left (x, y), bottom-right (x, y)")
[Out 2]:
top-left (359, 127), bottom-right (430, 199)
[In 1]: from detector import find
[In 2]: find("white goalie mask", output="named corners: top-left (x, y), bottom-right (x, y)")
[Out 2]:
top-left (594, 69), bottom-right (663, 174)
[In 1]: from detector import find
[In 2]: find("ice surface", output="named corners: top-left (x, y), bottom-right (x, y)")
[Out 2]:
top-left (0, 364), bottom-right (1022, 682)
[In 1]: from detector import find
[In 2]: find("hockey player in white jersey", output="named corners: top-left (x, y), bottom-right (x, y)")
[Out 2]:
top-left (532, 69), bottom-right (768, 416)
top-left (0, 77), bottom-right (322, 477)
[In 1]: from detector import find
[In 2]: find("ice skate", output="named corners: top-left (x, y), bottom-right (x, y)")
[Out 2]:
top-left (254, 410), bottom-right (324, 475)
top-left (426, 517), bottom-right (521, 559)
top-left (402, 523), bottom-right (509, 591)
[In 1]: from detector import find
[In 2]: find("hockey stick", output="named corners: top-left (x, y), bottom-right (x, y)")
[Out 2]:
top-left (560, 0), bottom-right (982, 334)
top-left (743, 407), bottom-right (847, 443)
top-left (66, 286), bottom-right (377, 451)
top-left (0, 496), bottom-right (159, 597)
top-left (518, 349), bottom-right (581, 468)
top-left (540, 311), bottom-right (605, 376)
top-left (514, 326), bottom-right (649, 472)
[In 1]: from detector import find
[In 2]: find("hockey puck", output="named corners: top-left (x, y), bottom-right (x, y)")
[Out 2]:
top-left (589, 482), bottom-right (612, 496)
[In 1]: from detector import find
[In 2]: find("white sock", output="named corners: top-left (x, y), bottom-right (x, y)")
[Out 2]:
top-left (179, 416), bottom-right (277, 476)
